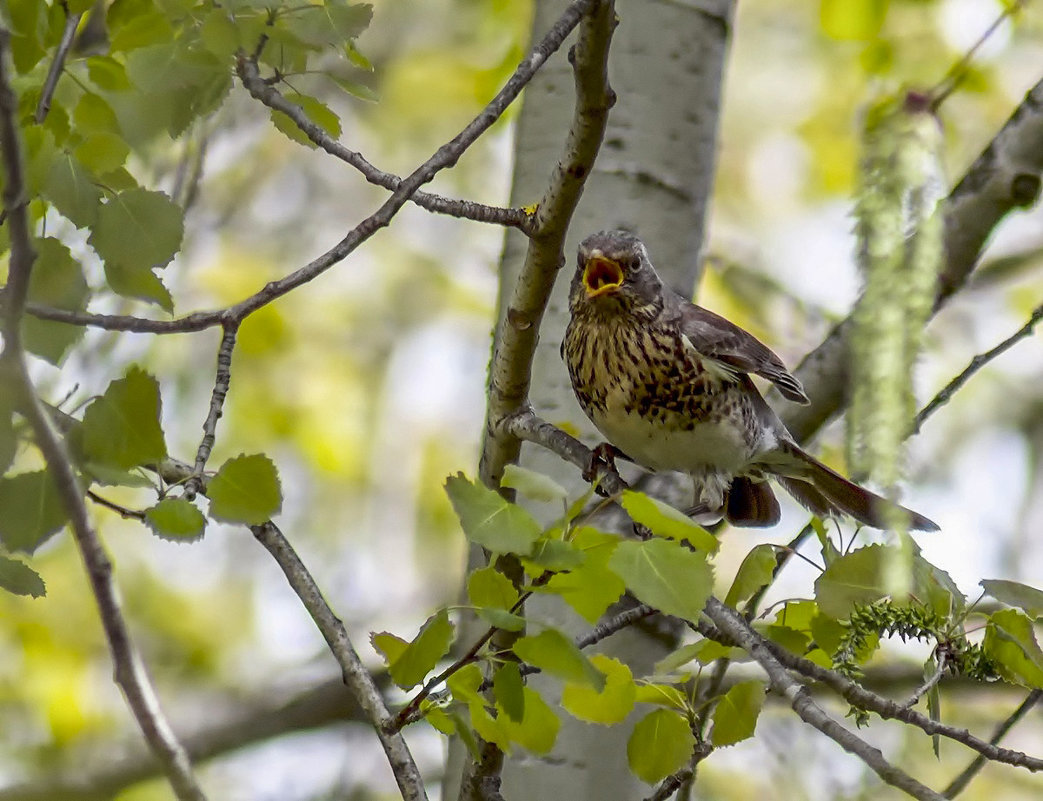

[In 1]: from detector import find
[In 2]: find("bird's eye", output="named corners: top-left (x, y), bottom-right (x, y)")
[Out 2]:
top-left (628, 257), bottom-right (641, 271)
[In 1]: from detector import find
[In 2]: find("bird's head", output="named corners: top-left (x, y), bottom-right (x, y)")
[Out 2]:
top-left (570, 230), bottom-right (663, 318)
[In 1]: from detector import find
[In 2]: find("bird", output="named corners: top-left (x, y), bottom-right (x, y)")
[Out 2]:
top-left (561, 229), bottom-right (938, 531)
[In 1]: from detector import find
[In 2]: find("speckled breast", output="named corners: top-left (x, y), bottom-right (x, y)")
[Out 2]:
top-left (563, 315), bottom-right (760, 474)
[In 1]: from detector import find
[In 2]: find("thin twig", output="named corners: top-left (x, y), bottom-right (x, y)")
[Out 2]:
top-left (87, 490), bottom-right (146, 521)
top-left (902, 655), bottom-right (947, 709)
top-left (251, 521), bottom-right (428, 801)
top-left (34, 4), bottom-right (82, 124)
top-left (705, 598), bottom-right (947, 801)
top-left (187, 320), bottom-right (239, 497)
top-left (915, 300), bottom-right (1043, 432)
top-left (236, 62), bottom-right (530, 231)
top-left (0, 28), bottom-right (207, 801)
top-left (942, 689), bottom-right (1042, 798)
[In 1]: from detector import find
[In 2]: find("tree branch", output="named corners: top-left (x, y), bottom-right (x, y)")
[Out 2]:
top-left (0, 28), bottom-right (206, 801)
top-left (250, 521), bottom-right (429, 801)
top-left (705, 598), bottom-right (947, 801)
top-left (34, 3), bottom-right (82, 124)
top-left (236, 59), bottom-right (530, 230)
top-left (914, 300), bottom-right (1043, 432)
top-left (781, 76), bottom-right (1043, 443)
top-left (943, 689), bottom-right (1042, 798)
top-left (187, 320), bottom-right (239, 497)
top-left (478, 0), bottom-right (616, 488)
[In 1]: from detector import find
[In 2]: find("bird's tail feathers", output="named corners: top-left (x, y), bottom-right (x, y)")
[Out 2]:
top-left (774, 443), bottom-right (939, 532)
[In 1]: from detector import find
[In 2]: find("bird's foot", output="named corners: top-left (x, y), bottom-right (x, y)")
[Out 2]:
top-left (584, 442), bottom-right (627, 494)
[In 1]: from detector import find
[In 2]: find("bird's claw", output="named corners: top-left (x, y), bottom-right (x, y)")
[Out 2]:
top-left (584, 442), bottom-right (626, 495)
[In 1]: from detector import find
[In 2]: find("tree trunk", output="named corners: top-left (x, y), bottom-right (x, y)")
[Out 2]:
top-left (462, 0), bottom-right (735, 798)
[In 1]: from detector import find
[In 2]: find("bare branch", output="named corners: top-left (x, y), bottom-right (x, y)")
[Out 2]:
top-left (902, 656), bottom-right (947, 709)
top-left (0, 28), bottom-right (206, 801)
top-left (781, 77), bottom-right (1043, 443)
top-left (943, 689), bottom-right (1042, 798)
top-left (479, 0), bottom-right (616, 488)
top-left (187, 320), bottom-right (239, 497)
top-left (236, 60), bottom-right (530, 230)
top-left (34, 4), bottom-right (82, 124)
top-left (250, 521), bottom-right (429, 801)
top-left (705, 598), bottom-right (947, 801)
top-left (914, 300), bottom-right (1043, 432)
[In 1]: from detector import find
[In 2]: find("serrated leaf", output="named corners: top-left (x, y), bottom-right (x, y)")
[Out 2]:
top-left (467, 566), bottom-right (519, 610)
top-left (444, 473), bottom-right (541, 555)
top-left (500, 686), bottom-right (559, 754)
top-left (75, 132), bottom-right (130, 174)
top-left (493, 662), bottom-right (525, 722)
top-left (382, 610), bottom-right (454, 689)
top-left (0, 471), bottom-right (68, 554)
top-left (811, 516), bottom-right (841, 566)
top-left (89, 188), bottom-right (184, 271)
top-left (207, 454), bottom-right (282, 525)
top-left (513, 629), bottom-right (605, 690)
top-left (271, 93), bottom-right (342, 148)
top-left (524, 538), bottom-right (585, 570)
top-left (87, 56), bottom-right (133, 91)
top-left (43, 153), bottom-right (102, 228)
top-left (608, 538), bottom-right (713, 622)
top-left (22, 237), bottom-right (89, 364)
top-left (423, 705), bottom-right (456, 736)
top-left (724, 543), bottom-right (777, 607)
top-left (144, 498), bottom-right (206, 541)
top-left (710, 680), bottom-right (765, 746)
top-left (82, 368), bottom-right (167, 470)
top-left (0, 555), bottom-right (46, 597)
top-left (280, 2), bottom-right (372, 48)
top-left (984, 608), bottom-right (1043, 689)
top-left (621, 490), bottom-right (718, 553)
top-left (110, 11), bottom-right (174, 52)
top-left (74, 92), bottom-right (121, 133)
top-left (445, 662), bottom-right (484, 705)
top-left (371, 631), bottom-right (408, 666)
top-left (500, 463), bottom-right (567, 503)
top-left (627, 708), bottom-right (695, 784)
top-left (814, 543), bottom-right (889, 618)
top-left (562, 654), bottom-right (635, 725)
top-left (982, 579), bottom-right (1043, 618)
top-left (543, 561), bottom-right (624, 624)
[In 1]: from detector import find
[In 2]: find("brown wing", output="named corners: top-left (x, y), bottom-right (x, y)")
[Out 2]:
top-left (674, 299), bottom-right (810, 404)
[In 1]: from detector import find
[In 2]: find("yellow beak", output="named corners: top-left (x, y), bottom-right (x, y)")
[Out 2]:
top-left (582, 255), bottom-right (624, 298)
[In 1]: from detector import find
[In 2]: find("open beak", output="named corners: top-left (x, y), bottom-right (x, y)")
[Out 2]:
top-left (582, 255), bottom-right (624, 298)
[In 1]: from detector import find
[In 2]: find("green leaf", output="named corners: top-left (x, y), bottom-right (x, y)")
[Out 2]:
top-left (43, 153), bottom-right (102, 228)
top-left (710, 680), bottom-right (765, 746)
top-left (444, 473), bottom-right (542, 555)
top-left (207, 454), bottom-right (282, 525)
top-left (814, 543), bottom-right (889, 618)
top-left (110, 10), bottom-right (175, 52)
top-left (280, 2), bottom-right (372, 48)
top-left (634, 683), bottom-right (688, 710)
top-left (103, 261), bottom-right (173, 311)
top-left (809, 610), bottom-right (846, 655)
top-left (500, 463), bottom-right (567, 503)
top-left (380, 609), bottom-right (454, 690)
top-left (73, 92), bottom-right (121, 134)
top-left (562, 654), bottom-right (636, 725)
top-left (513, 629), bottom-right (605, 690)
top-left (811, 516), bottom-right (840, 566)
top-left (468, 566), bottom-right (519, 610)
top-left (445, 662), bottom-right (484, 705)
top-left (982, 579), bottom-right (1043, 618)
top-left (422, 704), bottom-right (456, 736)
top-left (271, 93), bottom-right (342, 148)
top-left (524, 538), bottom-right (585, 571)
top-left (655, 640), bottom-right (744, 674)
top-left (493, 662), bottom-right (525, 722)
top-left (984, 608), bottom-right (1043, 689)
top-left (89, 188), bottom-right (184, 272)
top-left (329, 75), bottom-right (379, 103)
top-left (83, 463), bottom-right (155, 488)
top-left (144, 498), bottom-right (207, 542)
top-left (724, 543), bottom-right (777, 607)
top-left (0, 471), bottom-right (68, 554)
top-left (22, 237), bottom-right (89, 364)
top-left (370, 631), bottom-right (408, 667)
top-left (75, 133), bottom-right (130, 174)
top-left (82, 367), bottom-right (167, 470)
top-left (500, 687), bottom-right (560, 754)
top-left (608, 537), bottom-right (714, 622)
top-left (627, 708), bottom-right (695, 784)
top-left (87, 56), bottom-right (134, 91)
top-left (0, 555), bottom-right (46, 597)
top-left (621, 490), bottom-right (718, 552)
top-left (475, 608), bottom-right (527, 632)
top-left (0, 393), bottom-right (16, 474)
top-left (539, 525), bottom-right (623, 622)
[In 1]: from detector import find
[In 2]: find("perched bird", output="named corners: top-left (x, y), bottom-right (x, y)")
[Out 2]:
top-left (562, 230), bottom-right (938, 531)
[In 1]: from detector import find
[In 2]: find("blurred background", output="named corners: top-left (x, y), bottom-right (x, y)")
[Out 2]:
top-left (3, 0), bottom-right (1043, 799)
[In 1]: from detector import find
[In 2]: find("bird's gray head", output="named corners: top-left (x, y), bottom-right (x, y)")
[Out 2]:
top-left (570, 230), bottom-right (664, 318)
